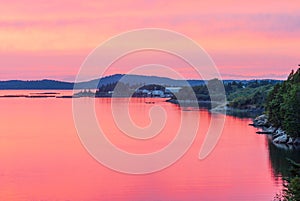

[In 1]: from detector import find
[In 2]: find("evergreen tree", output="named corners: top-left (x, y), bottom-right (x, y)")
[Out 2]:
top-left (282, 83), bottom-right (300, 138)
top-left (266, 67), bottom-right (300, 137)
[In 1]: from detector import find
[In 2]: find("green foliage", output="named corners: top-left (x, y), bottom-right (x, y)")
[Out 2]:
top-left (176, 86), bottom-right (197, 100)
top-left (175, 79), bottom-right (278, 108)
top-left (97, 82), bottom-right (118, 92)
top-left (139, 84), bottom-right (165, 91)
top-left (265, 84), bottom-right (284, 128)
top-left (281, 84), bottom-right (300, 137)
top-left (227, 83), bottom-right (274, 109)
top-left (266, 69), bottom-right (300, 201)
top-left (284, 176), bottom-right (300, 201)
top-left (274, 159), bottom-right (300, 201)
top-left (192, 85), bottom-right (210, 101)
top-left (174, 78), bottom-right (226, 102)
top-left (266, 68), bottom-right (300, 138)
top-left (207, 78), bottom-right (226, 102)
top-left (96, 81), bottom-right (133, 97)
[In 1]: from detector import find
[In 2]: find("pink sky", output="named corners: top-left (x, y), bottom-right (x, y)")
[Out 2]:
top-left (0, 0), bottom-right (299, 81)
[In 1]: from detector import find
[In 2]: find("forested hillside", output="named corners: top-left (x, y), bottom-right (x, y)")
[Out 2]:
top-left (265, 68), bottom-right (300, 138)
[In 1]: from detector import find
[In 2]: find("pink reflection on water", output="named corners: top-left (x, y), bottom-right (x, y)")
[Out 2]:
top-left (0, 95), bottom-right (282, 200)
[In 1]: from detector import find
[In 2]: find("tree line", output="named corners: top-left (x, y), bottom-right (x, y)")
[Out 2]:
top-left (266, 68), bottom-right (300, 138)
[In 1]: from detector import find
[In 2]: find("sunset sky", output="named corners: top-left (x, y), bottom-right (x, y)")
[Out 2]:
top-left (0, 0), bottom-right (299, 81)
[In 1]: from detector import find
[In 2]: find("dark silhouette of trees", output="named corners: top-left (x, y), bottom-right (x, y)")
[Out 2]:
top-left (266, 68), bottom-right (300, 138)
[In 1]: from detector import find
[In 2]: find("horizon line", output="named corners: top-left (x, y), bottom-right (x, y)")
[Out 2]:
top-left (0, 73), bottom-right (286, 82)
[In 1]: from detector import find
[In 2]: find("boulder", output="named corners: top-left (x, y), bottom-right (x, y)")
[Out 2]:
top-left (254, 114), bottom-right (267, 121)
top-left (287, 137), bottom-right (293, 144)
top-left (253, 115), bottom-right (268, 126)
top-left (275, 128), bottom-right (285, 135)
top-left (273, 134), bottom-right (288, 144)
top-left (273, 132), bottom-right (284, 139)
top-left (263, 126), bottom-right (276, 133)
top-left (257, 126), bottom-right (275, 134)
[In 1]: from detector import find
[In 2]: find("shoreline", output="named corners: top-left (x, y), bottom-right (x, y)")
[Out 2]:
top-left (1, 92), bottom-right (299, 150)
top-left (166, 98), bottom-right (263, 118)
top-left (251, 114), bottom-right (300, 149)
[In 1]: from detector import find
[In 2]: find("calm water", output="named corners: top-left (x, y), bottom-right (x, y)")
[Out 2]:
top-left (0, 90), bottom-right (296, 201)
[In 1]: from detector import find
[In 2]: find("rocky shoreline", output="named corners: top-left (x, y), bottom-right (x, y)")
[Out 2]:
top-left (251, 114), bottom-right (300, 149)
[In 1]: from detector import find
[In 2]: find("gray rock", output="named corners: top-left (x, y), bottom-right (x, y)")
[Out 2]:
top-left (253, 114), bottom-right (268, 126)
top-left (272, 133), bottom-right (281, 139)
top-left (263, 126), bottom-right (276, 133)
top-left (273, 134), bottom-right (288, 144)
top-left (287, 137), bottom-right (293, 144)
top-left (275, 128), bottom-right (285, 135)
top-left (254, 114), bottom-right (267, 121)
top-left (272, 129), bottom-right (285, 139)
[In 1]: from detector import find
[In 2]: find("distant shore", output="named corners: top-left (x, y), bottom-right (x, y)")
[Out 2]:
top-left (166, 98), bottom-right (263, 118)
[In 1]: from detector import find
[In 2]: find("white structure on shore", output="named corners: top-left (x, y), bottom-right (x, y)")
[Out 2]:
top-left (165, 87), bottom-right (182, 93)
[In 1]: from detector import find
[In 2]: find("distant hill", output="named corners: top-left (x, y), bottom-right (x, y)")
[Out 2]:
top-left (75, 74), bottom-right (205, 89)
top-left (0, 74), bottom-right (282, 90)
top-left (0, 79), bottom-right (74, 90)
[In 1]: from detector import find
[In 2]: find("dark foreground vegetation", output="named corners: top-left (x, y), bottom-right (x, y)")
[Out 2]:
top-left (274, 159), bottom-right (300, 201)
top-left (265, 68), bottom-right (300, 139)
top-left (264, 68), bottom-right (300, 201)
